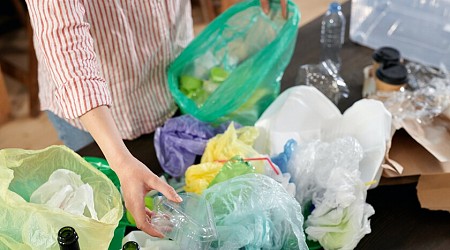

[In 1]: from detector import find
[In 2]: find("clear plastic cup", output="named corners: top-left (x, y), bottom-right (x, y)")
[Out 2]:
top-left (150, 193), bottom-right (217, 249)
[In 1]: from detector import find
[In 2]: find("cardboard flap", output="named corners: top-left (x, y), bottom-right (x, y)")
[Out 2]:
top-left (417, 173), bottom-right (450, 212)
top-left (385, 129), bottom-right (450, 177)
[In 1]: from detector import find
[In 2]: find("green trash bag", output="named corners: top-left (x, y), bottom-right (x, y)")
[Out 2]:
top-left (168, 0), bottom-right (300, 125)
top-left (0, 146), bottom-right (123, 250)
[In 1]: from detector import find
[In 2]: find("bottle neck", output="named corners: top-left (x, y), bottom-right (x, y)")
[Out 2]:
top-left (58, 227), bottom-right (80, 250)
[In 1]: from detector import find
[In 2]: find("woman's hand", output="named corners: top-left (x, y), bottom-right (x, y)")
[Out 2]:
top-left (80, 106), bottom-right (182, 237)
top-left (260, 0), bottom-right (288, 18)
top-left (113, 154), bottom-right (182, 237)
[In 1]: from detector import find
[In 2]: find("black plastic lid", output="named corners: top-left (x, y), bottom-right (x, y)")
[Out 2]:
top-left (376, 62), bottom-right (408, 85)
top-left (372, 47), bottom-right (401, 63)
top-left (58, 226), bottom-right (79, 246)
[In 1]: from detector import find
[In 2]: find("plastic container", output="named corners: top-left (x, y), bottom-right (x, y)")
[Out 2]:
top-left (151, 193), bottom-right (217, 250)
top-left (350, 0), bottom-right (450, 69)
top-left (320, 2), bottom-right (346, 70)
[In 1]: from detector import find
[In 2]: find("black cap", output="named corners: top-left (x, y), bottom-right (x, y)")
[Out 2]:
top-left (376, 62), bottom-right (408, 85)
top-left (372, 47), bottom-right (401, 63)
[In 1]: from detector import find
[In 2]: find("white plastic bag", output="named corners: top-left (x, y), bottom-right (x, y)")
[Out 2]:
top-left (30, 169), bottom-right (98, 220)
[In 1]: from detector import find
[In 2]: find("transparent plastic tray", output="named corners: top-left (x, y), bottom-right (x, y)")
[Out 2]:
top-left (350, 0), bottom-right (450, 69)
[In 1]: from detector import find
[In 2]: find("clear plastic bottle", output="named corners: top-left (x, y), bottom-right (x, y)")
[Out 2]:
top-left (320, 2), bottom-right (346, 70)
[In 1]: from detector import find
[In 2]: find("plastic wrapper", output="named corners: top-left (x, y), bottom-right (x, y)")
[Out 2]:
top-left (202, 174), bottom-right (308, 250)
top-left (295, 60), bottom-right (349, 105)
top-left (370, 62), bottom-right (450, 126)
top-left (287, 137), bottom-right (374, 250)
top-left (0, 146), bottom-right (122, 250)
top-left (150, 193), bottom-right (217, 250)
top-left (271, 139), bottom-right (297, 173)
top-left (167, 0), bottom-right (300, 125)
top-left (255, 86), bottom-right (392, 188)
top-left (30, 169), bottom-right (98, 220)
top-left (154, 115), bottom-right (231, 177)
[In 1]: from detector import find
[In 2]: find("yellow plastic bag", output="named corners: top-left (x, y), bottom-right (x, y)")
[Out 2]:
top-left (201, 123), bottom-right (261, 163)
top-left (185, 124), bottom-right (263, 194)
top-left (184, 162), bottom-right (223, 194)
top-left (0, 146), bottom-right (123, 250)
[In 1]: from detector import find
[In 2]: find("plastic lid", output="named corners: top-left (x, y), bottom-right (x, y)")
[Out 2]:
top-left (58, 226), bottom-right (79, 246)
top-left (372, 47), bottom-right (400, 63)
top-left (375, 62), bottom-right (408, 85)
top-left (328, 2), bottom-right (342, 12)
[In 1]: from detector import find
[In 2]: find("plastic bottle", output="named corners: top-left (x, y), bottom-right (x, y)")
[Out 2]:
top-left (122, 241), bottom-right (140, 250)
top-left (320, 2), bottom-right (346, 70)
top-left (57, 226), bottom-right (80, 250)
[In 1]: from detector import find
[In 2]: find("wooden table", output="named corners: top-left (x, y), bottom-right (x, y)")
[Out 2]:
top-left (78, 2), bottom-right (450, 249)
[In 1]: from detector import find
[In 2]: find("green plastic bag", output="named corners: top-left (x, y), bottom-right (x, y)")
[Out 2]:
top-left (0, 146), bottom-right (123, 250)
top-left (168, 0), bottom-right (300, 125)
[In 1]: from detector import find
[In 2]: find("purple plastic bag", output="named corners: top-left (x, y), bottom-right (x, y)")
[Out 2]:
top-left (154, 115), bottom-right (232, 177)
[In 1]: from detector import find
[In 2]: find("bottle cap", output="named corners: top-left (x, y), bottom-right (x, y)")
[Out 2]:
top-left (372, 47), bottom-right (400, 64)
top-left (122, 241), bottom-right (140, 250)
top-left (329, 2), bottom-right (342, 12)
top-left (375, 62), bottom-right (408, 85)
top-left (58, 226), bottom-right (79, 246)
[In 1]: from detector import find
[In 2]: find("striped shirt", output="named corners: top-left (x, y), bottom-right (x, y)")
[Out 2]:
top-left (25, 0), bottom-right (194, 139)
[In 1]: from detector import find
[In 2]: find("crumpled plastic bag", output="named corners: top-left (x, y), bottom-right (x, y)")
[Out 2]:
top-left (255, 85), bottom-right (392, 188)
top-left (271, 139), bottom-right (297, 173)
top-left (185, 123), bottom-right (296, 195)
top-left (154, 115), bottom-right (231, 177)
top-left (184, 162), bottom-right (224, 194)
top-left (0, 146), bottom-right (123, 250)
top-left (201, 123), bottom-right (262, 168)
top-left (207, 156), bottom-right (255, 188)
top-left (30, 169), bottom-right (98, 220)
top-left (287, 137), bottom-right (374, 250)
top-left (202, 174), bottom-right (308, 250)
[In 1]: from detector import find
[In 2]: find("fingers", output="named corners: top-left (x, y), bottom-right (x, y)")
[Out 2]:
top-left (135, 206), bottom-right (164, 238)
top-left (260, 0), bottom-right (288, 19)
top-left (260, 0), bottom-right (270, 14)
top-left (148, 175), bottom-right (183, 203)
top-left (280, 0), bottom-right (288, 19)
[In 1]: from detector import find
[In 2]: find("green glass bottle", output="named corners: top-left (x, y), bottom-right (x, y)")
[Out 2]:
top-left (57, 226), bottom-right (80, 250)
top-left (122, 241), bottom-right (140, 250)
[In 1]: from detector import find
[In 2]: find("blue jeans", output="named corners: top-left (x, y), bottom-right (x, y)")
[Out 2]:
top-left (46, 111), bottom-right (94, 151)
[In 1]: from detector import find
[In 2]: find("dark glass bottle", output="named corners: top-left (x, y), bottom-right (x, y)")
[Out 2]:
top-left (57, 226), bottom-right (80, 250)
top-left (122, 241), bottom-right (140, 250)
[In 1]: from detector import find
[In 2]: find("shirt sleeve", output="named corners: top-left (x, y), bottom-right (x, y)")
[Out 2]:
top-left (25, 0), bottom-right (112, 119)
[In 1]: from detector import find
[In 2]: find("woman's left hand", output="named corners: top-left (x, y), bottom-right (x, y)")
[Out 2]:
top-left (260, 0), bottom-right (288, 18)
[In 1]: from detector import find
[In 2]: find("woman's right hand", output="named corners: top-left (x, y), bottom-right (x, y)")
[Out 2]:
top-left (79, 106), bottom-right (182, 238)
top-left (113, 154), bottom-right (182, 237)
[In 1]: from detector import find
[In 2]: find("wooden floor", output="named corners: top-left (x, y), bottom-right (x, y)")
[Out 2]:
top-left (0, 0), bottom-right (346, 150)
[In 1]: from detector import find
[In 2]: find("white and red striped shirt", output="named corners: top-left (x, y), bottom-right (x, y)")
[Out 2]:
top-left (25, 0), bottom-right (194, 139)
